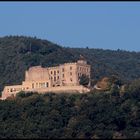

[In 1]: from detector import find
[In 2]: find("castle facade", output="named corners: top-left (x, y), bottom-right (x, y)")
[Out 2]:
top-left (1, 57), bottom-right (91, 100)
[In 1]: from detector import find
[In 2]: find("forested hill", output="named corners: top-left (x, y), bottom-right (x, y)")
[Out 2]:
top-left (0, 35), bottom-right (140, 92)
top-left (0, 86), bottom-right (140, 139)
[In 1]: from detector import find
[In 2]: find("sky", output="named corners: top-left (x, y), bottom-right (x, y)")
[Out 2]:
top-left (0, 2), bottom-right (140, 52)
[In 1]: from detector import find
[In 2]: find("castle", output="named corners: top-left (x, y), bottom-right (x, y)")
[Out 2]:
top-left (1, 56), bottom-right (91, 100)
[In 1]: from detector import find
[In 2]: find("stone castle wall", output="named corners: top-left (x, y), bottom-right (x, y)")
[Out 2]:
top-left (1, 59), bottom-right (91, 100)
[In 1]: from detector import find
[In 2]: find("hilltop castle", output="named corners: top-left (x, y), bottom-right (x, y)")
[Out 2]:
top-left (1, 56), bottom-right (91, 100)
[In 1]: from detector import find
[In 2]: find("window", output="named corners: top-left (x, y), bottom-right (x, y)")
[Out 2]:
top-left (62, 74), bottom-right (64, 78)
top-left (51, 76), bottom-right (53, 80)
top-left (32, 83), bottom-right (34, 88)
top-left (70, 66), bottom-right (72, 70)
top-left (62, 68), bottom-right (64, 72)
top-left (39, 83), bottom-right (43, 88)
top-left (10, 89), bottom-right (13, 92)
top-left (57, 70), bottom-right (59, 74)
top-left (54, 77), bottom-right (56, 81)
top-left (57, 76), bottom-right (59, 79)
top-left (70, 72), bottom-right (72, 76)
top-left (51, 71), bottom-right (53, 74)
top-left (70, 78), bottom-right (73, 82)
top-left (46, 82), bottom-right (48, 87)
top-left (54, 71), bottom-right (56, 75)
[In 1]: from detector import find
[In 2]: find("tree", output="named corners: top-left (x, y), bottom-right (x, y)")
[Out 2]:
top-left (109, 75), bottom-right (123, 87)
top-left (79, 74), bottom-right (89, 87)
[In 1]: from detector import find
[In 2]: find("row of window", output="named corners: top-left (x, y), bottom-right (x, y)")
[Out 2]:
top-left (50, 76), bottom-right (60, 81)
top-left (7, 87), bottom-right (29, 92)
top-left (50, 72), bottom-right (73, 81)
top-left (78, 67), bottom-right (89, 72)
top-left (32, 82), bottom-right (49, 89)
top-left (50, 66), bottom-right (73, 75)
top-left (50, 74), bottom-right (65, 81)
top-left (78, 73), bottom-right (84, 77)
top-left (62, 66), bottom-right (73, 71)
top-left (50, 70), bottom-right (59, 75)
top-left (78, 73), bottom-right (89, 77)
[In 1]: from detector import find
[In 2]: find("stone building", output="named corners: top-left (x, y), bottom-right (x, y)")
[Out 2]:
top-left (1, 56), bottom-right (91, 99)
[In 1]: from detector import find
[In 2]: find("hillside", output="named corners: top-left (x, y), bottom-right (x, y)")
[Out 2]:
top-left (0, 35), bottom-right (140, 93)
top-left (0, 79), bottom-right (140, 139)
top-left (0, 35), bottom-right (140, 139)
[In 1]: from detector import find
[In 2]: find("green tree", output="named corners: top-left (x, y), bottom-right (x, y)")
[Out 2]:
top-left (79, 74), bottom-right (89, 87)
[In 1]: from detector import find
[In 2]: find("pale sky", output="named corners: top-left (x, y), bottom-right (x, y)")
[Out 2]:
top-left (0, 2), bottom-right (140, 52)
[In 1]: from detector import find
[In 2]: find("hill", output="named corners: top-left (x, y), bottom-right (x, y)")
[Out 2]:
top-left (0, 80), bottom-right (140, 139)
top-left (0, 35), bottom-right (140, 139)
top-left (0, 35), bottom-right (140, 93)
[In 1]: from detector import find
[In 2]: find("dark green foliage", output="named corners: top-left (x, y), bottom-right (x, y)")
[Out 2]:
top-left (79, 74), bottom-right (89, 86)
top-left (0, 83), bottom-right (140, 139)
top-left (109, 75), bottom-right (123, 86)
top-left (125, 79), bottom-right (140, 100)
top-left (16, 91), bottom-right (38, 98)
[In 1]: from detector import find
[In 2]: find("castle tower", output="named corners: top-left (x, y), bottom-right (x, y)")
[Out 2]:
top-left (77, 55), bottom-right (91, 87)
top-left (77, 55), bottom-right (87, 65)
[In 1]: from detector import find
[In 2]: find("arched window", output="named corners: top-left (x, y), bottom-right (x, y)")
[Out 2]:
top-left (32, 83), bottom-right (34, 88)
top-left (54, 77), bottom-right (56, 81)
top-left (54, 71), bottom-right (56, 75)
top-left (46, 82), bottom-right (48, 87)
